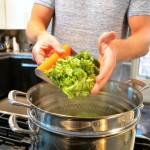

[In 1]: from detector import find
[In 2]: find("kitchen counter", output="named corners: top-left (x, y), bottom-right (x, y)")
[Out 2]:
top-left (0, 53), bottom-right (9, 57)
top-left (10, 52), bottom-right (32, 59)
top-left (0, 51), bottom-right (32, 59)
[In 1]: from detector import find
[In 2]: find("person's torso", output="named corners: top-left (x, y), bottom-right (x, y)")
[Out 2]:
top-left (52, 0), bottom-right (130, 58)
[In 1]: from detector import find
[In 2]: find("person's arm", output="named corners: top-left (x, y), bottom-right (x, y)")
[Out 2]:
top-left (26, 4), bottom-right (64, 65)
top-left (26, 4), bottom-right (54, 43)
top-left (111, 16), bottom-right (150, 61)
top-left (91, 15), bottom-right (150, 94)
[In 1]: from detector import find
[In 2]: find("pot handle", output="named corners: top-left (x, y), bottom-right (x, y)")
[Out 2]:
top-left (9, 114), bottom-right (36, 136)
top-left (124, 78), bottom-right (149, 92)
top-left (8, 90), bottom-right (31, 108)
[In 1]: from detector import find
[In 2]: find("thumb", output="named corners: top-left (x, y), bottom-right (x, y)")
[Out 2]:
top-left (98, 31), bottom-right (116, 50)
top-left (32, 46), bottom-right (45, 65)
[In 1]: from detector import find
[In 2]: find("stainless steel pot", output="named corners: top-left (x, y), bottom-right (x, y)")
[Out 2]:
top-left (9, 111), bottom-right (139, 150)
top-left (8, 79), bottom-right (149, 150)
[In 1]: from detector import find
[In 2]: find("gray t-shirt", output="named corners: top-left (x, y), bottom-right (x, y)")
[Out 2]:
top-left (34, 0), bottom-right (150, 80)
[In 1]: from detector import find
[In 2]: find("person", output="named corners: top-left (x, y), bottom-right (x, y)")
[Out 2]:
top-left (26, 0), bottom-right (150, 94)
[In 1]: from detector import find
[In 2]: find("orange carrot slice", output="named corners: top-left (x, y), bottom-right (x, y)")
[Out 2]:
top-left (59, 44), bottom-right (74, 58)
top-left (37, 53), bottom-right (60, 71)
top-left (37, 44), bottom-right (73, 72)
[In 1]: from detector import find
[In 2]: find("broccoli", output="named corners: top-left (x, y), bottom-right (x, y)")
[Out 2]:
top-left (45, 50), bottom-right (100, 99)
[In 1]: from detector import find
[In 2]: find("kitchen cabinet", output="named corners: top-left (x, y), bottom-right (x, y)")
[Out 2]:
top-left (9, 57), bottom-right (23, 91)
top-left (0, 56), bottom-right (10, 99)
top-left (0, 0), bottom-right (6, 29)
top-left (21, 58), bottom-right (42, 91)
top-left (0, 53), bottom-right (42, 99)
top-left (0, 0), bottom-right (34, 29)
top-left (10, 56), bottom-right (42, 92)
top-left (6, 0), bottom-right (34, 29)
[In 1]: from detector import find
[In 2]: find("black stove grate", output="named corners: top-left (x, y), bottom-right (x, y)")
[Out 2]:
top-left (134, 136), bottom-right (150, 150)
top-left (0, 112), bottom-right (31, 150)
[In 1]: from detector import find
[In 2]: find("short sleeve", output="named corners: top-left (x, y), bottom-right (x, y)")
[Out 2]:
top-left (34, 0), bottom-right (55, 9)
top-left (128, 0), bottom-right (150, 16)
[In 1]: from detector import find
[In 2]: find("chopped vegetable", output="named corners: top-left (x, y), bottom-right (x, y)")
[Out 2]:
top-left (37, 44), bottom-right (73, 72)
top-left (45, 50), bottom-right (100, 99)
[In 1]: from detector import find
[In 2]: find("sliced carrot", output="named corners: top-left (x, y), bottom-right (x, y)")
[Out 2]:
top-left (37, 44), bottom-right (73, 72)
top-left (59, 44), bottom-right (74, 58)
top-left (37, 53), bottom-right (59, 71)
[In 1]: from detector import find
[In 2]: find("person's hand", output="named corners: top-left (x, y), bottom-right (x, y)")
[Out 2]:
top-left (91, 31), bottom-right (117, 94)
top-left (32, 31), bottom-right (64, 65)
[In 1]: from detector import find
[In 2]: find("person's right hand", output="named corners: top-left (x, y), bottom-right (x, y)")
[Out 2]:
top-left (32, 31), bottom-right (64, 65)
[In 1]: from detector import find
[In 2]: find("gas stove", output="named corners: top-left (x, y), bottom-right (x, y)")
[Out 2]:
top-left (0, 110), bottom-right (150, 150)
top-left (0, 111), bottom-right (30, 150)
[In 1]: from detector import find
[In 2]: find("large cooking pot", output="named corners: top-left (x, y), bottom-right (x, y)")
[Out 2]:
top-left (9, 111), bottom-right (139, 150)
top-left (8, 79), bottom-right (149, 150)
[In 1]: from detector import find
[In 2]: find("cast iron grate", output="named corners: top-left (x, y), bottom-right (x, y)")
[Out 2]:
top-left (0, 112), bottom-right (31, 150)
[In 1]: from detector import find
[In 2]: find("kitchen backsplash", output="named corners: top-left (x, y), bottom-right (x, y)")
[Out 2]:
top-left (0, 30), bottom-right (30, 52)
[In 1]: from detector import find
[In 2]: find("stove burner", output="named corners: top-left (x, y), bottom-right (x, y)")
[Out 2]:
top-left (0, 111), bottom-right (150, 150)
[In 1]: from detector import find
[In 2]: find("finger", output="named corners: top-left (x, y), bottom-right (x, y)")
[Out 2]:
top-left (97, 59), bottom-right (114, 82)
top-left (35, 54), bottom-right (45, 65)
top-left (32, 47), bottom-right (45, 65)
top-left (91, 57), bottom-right (115, 94)
top-left (91, 76), bottom-right (109, 94)
top-left (98, 31), bottom-right (116, 50)
top-left (32, 55), bottom-right (35, 61)
top-left (91, 65), bottom-right (113, 94)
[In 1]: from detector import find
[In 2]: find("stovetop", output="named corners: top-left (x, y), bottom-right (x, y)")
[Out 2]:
top-left (0, 110), bottom-right (150, 150)
top-left (0, 111), bottom-right (30, 150)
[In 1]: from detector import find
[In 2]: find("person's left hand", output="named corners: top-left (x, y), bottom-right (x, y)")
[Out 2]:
top-left (91, 31), bottom-right (117, 94)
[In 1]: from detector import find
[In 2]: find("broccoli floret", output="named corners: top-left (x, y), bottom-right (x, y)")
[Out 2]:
top-left (45, 50), bottom-right (100, 99)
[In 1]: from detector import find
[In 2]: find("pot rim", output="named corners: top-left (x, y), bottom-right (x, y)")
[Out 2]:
top-left (27, 108), bottom-right (141, 138)
top-left (26, 80), bottom-right (143, 120)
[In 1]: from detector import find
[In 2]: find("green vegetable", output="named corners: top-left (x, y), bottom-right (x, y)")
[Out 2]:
top-left (45, 50), bottom-right (100, 99)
